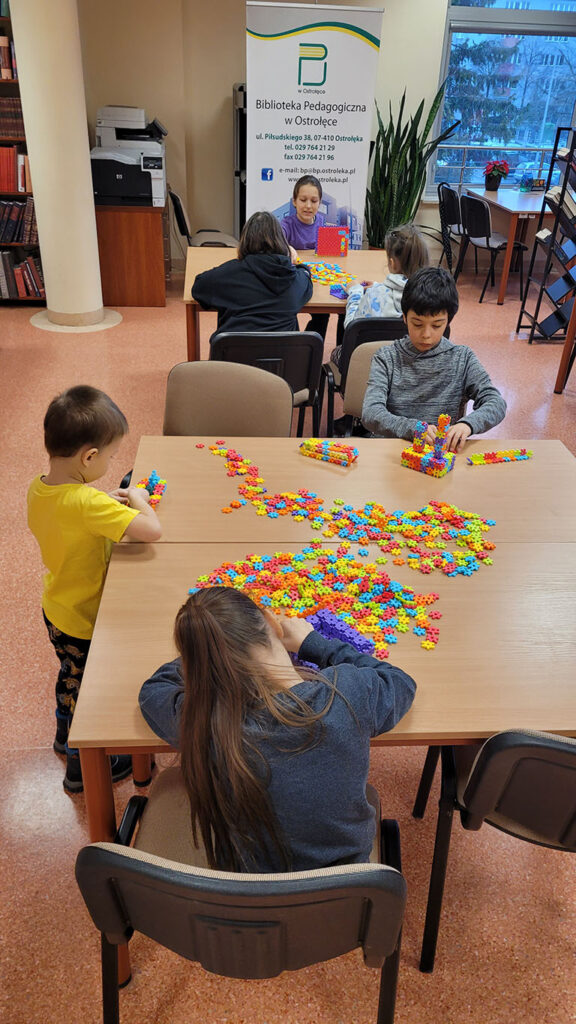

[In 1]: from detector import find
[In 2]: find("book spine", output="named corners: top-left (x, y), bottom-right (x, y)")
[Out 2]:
top-left (17, 152), bottom-right (25, 192)
top-left (20, 259), bottom-right (39, 296)
top-left (24, 153), bottom-right (31, 192)
top-left (2, 250), bottom-right (17, 297)
top-left (0, 250), bottom-right (7, 297)
top-left (25, 254), bottom-right (45, 297)
top-left (13, 263), bottom-right (27, 298)
top-left (0, 37), bottom-right (13, 80)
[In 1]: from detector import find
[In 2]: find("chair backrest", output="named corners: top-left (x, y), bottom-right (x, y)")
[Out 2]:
top-left (210, 331), bottom-right (324, 404)
top-left (460, 194), bottom-right (492, 244)
top-left (163, 361), bottom-right (294, 437)
top-left (342, 341), bottom-right (387, 419)
top-left (437, 182), bottom-right (462, 231)
top-left (337, 318), bottom-right (407, 393)
top-left (460, 729), bottom-right (576, 848)
top-left (75, 841), bottom-right (407, 976)
top-left (168, 188), bottom-right (193, 246)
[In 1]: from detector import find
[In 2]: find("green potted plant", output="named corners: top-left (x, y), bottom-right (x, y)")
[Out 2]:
top-left (365, 85), bottom-right (459, 248)
top-left (484, 159), bottom-right (509, 191)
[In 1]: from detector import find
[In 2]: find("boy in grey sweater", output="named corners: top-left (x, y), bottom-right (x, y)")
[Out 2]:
top-left (361, 267), bottom-right (506, 452)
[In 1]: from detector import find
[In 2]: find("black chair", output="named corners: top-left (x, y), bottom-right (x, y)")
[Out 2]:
top-left (455, 194), bottom-right (528, 303)
top-left (75, 776), bottom-right (407, 1024)
top-left (168, 188), bottom-right (238, 248)
top-left (437, 182), bottom-right (463, 273)
top-left (320, 318), bottom-right (406, 437)
top-left (412, 730), bottom-right (576, 974)
top-left (210, 331), bottom-right (324, 436)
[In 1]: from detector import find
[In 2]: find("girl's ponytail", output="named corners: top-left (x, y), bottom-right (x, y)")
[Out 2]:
top-left (384, 223), bottom-right (429, 278)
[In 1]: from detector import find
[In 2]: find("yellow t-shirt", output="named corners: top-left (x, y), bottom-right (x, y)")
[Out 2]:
top-left (27, 476), bottom-right (140, 640)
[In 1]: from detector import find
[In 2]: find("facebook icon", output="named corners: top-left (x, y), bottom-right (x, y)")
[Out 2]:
top-left (261, 168), bottom-right (273, 181)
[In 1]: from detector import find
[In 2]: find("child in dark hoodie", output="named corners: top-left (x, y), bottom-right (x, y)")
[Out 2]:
top-left (362, 267), bottom-right (506, 453)
top-left (191, 211), bottom-right (312, 339)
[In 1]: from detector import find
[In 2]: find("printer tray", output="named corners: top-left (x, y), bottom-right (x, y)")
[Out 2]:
top-left (92, 160), bottom-right (152, 205)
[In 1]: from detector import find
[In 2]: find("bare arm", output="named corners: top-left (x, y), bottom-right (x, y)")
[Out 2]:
top-left (119, 487), bottom-right (163, 542)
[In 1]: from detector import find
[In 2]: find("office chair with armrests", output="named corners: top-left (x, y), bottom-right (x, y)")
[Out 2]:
top-left (75, 768), bottom-right (407, 1024)
top-left (210, 331), bottom-right (324, 436)
top-left (163, 360), bottom-right (295, 437)
top-left (455, 194), bottom-right (527, 302)
top-left (412, 729), bottom-right (576, 975)
top-left (321, 318), bottom-right (407, 437)
top-left (437, 182), bottom-right (464, 273)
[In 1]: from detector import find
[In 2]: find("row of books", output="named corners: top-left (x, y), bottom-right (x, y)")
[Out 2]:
top-left (0, 196), bottom-right (37, 243)
top-left (545, 185), bottom-right (576, 223)
top-left (0, 250), bottom-right (45, 299)
top-left (0, 34), bottom-right (16, 80)
top-left (0, 144), bottom-right (31, 191)
top-left (0, 97), bottom-right (24, 136)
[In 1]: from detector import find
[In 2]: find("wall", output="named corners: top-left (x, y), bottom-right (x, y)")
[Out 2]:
top-left (77, 0), bottom-right (449, 247)
top-left (77, 0), bottom-right (188, 261)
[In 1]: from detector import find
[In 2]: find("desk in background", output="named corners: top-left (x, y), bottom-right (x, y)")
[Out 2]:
top-left (464, 188), bottom-right (551, 305)
top-left (182, 247), bottom-right (389, 360)
top-left (95, 204), bottom-right (168, 307)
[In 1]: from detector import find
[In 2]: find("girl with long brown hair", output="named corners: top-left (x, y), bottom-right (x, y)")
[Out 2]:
top-left (139, 586), bottom-right (416, 873)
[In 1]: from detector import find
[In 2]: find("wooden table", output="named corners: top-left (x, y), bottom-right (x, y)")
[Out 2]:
top-left (464, 188), bottom-right (550, 304)
top-left (70, 436), bottom-right (576, 847)
top-left (182, 247), bottom-right (388, 360)
top-left (132, 436), bottom-right (576, 545)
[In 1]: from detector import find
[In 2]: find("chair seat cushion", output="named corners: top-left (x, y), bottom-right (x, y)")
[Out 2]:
top-left (327, 361), bottom-right (342, 389)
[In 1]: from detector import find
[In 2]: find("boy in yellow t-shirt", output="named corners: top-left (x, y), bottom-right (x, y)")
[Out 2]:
top-left (27, 385), bottom-right (162, 793)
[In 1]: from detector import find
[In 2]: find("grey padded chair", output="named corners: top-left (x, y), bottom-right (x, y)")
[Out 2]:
top-left (168, 188), bottom-right (238, 248)
top-left (340, 340), bottom-right (388, 434)
top-left (210, 331), bottom-right (324, 437)
top-left (320, 318), bottom-right (406, 437)
top-left (75, 769), bottom-right (407, 1024)
top-left (412, 730), bottom-right (576, 974)
top-left (163, 360), bottom-right (294, 437)
top-left (455, 193), bottom-right (528, 302)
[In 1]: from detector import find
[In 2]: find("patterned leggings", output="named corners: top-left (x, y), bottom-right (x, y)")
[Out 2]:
top-left (43, 612), bottom-right (91, 720)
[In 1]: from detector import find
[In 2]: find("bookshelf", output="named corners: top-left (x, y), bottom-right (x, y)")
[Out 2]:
top-left (0, 6), bottom-right (45, 302)
top-left (516, 127), bottom-right (576, 345)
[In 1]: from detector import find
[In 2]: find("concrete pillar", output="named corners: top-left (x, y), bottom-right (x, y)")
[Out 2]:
top-left (10, 0), bottom-right (103, 326)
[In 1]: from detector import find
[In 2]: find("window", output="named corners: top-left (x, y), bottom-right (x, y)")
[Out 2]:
top-left (432, 2), bottom-right (576, 190)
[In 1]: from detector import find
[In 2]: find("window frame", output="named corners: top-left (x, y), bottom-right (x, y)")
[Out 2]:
top-left (425, 3), bottom-right (576, 198)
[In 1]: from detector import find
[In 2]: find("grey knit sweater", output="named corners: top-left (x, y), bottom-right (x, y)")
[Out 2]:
top-left (361, 335), bottom-right (507, 440)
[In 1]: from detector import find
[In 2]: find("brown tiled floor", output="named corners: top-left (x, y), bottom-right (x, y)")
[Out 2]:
top-left (1, 267), bottom-right (575, 1024)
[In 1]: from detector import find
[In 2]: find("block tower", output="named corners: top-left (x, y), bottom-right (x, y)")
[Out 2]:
top-left (401, 414), bottom-right (455, 478)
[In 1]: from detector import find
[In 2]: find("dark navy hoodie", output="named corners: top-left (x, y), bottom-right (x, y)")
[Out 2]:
top-left (192, 253), bottom-right (313, 335)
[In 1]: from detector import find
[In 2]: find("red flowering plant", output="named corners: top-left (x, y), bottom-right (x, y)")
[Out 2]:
top-left (485, 159), bottom-right (510, 179)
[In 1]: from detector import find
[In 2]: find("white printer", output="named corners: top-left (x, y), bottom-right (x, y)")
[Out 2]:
top-left (90, 106), bottom-right (167, 207)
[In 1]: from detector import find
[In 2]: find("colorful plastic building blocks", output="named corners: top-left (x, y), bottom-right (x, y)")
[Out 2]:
top-left (467, 448), bottom-right (533, 466)
top-left (189, 543), bottom-right (442, 657)
top-left (135, 469), bottom-right (167, 509)
top-left (209, 443), bottom-right (496, 578)
top-left (299, 438), bottom-right (359, 468)
top-left (298, 259), bottom-right (355, 289)
top-left (401, 415), bottom-right (455, 478)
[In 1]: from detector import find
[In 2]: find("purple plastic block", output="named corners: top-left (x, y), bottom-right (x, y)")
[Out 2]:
top-left (307, 609), bottom-right (375, 655)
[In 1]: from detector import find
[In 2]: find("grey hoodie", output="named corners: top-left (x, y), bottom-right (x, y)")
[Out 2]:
top-left (362, 335), bottom-right (507, 440)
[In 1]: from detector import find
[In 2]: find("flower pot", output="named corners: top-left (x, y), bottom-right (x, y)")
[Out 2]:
top-left (484, 173), bottom-right (501, 192)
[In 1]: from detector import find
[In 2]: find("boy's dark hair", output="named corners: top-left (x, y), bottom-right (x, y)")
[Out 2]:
top-left (292, 174), bottom-right (322, 201)
top-left (237, 211), bottom-right (290, 260)
top-left (401, 266), bottom-right (459, 322)
top-left (384, 224), bottom-right (429, 278)
top-left (44, 385), bottom-right (128, 458)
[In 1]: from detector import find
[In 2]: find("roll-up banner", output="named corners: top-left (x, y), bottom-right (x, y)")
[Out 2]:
top-left (246, 2), bottom-right (383, 248)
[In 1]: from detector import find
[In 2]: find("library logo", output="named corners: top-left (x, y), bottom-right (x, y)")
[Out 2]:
top-left (261, 168), bottom-right (274, 181)
top-left (298, 42), bottom-right (328, 87)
